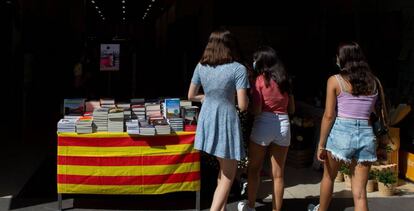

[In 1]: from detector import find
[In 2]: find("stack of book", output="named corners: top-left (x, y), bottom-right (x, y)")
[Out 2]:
top-left (131, 98), bottom-right (146, 120)
top-left (145, 103), bottom-right (162, 120)
top-left (116, 102), bottom-right (132, 121)
top-left (155, 124), bottom-right (171, 135)
top-left (57, 118), bottom-right (77, 132)
top-left (108, 108), bottom-right (124, 132)
top-left (126, 119), bottom-right (140, 135)
top-left (63, 98), bottom-right (85, 118)
top-left (152, 119), bottom-right (171, 135)
top-left (139, 121), bottom-right (156, 135)
top-left (93, 108), bottom-right (109, 132)
top-left (100, 98), bottom-right (116, 108)
top-left (168, 118), bottom-right (184, 132)
top-left (76, 116), bottom-right (95, 134)
top-left (131, 104), bottom-right (146, 120)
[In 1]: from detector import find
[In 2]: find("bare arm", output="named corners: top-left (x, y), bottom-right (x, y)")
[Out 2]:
top-left (318, 76), bottom-right (338, 161)
top-left (187, 83), bottom-right (204, 103)
top-left (237, 89), bottom-right (249, 112)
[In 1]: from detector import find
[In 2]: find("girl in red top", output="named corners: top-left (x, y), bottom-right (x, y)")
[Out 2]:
top-left (238, 46), bottom-right (295, 211)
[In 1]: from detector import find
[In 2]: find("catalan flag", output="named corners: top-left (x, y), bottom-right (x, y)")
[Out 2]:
top-left (57, 132), bottom-right (200, 194)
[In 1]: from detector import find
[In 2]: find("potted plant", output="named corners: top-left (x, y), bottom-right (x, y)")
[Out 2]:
top-left (366, 169), bottom-right (378, 193)
top-left (339, 164), bottom-right (351, 189)
top-left (377, 169), bottom-right (397, 196)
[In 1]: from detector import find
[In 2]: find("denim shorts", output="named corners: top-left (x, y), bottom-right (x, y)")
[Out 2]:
top-left (326, 117), bottom-right (377, 163)
top-left (250, 112), bottom-right (291, 147)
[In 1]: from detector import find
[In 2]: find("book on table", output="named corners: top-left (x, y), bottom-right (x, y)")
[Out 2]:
top-left (57, 118), bottom-right (77, 132)
top-left (181, 106), bottom-right (199, 124)
top-left (76, 116), bottom-right (95, 134)
top-left (131, 104), bottom-right (146, 120)
top-left (168, 117), bottom-right (184, 132)
top-left (108, 108), bottom-right (124, 132)
top-left (93, 107), bottom-right (109, 132)
top-left (117, 103), bottom-right (132, 121)
top-left (126, 119), bottom-right (140, 135)
top-left (180, 100), bottom-right (192, 107)
top-left (154, 119), bottom-right (171, 135)
top-left (64, 98), bottom-right (85, 116)
top-left (164, 98), bottom-right (181, 118)
top-left (100, 98), bottom-right (115, 108)
top-left (139, 121), bottom-right (156, 135)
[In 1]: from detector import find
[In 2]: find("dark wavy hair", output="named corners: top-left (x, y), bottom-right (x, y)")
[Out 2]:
top-left (253, 46), bottom-right (289, 94)
top-left (200, 29), bottom-right (241, 67)
top-left (337, 42), bottom-right (376, 96)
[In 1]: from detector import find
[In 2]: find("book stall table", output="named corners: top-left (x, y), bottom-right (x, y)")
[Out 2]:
top-left (57, 132), bottom-right (200, 210)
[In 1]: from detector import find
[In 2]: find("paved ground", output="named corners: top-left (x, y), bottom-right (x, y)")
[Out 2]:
top-left (1, 146), bottom-right (414, 211)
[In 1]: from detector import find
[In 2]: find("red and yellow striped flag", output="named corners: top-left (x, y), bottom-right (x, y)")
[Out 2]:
top-left (57, 132), bottom-right (200, 194)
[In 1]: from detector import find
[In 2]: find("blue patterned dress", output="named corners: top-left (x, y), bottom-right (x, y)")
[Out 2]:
top-left (191, 62), bottom-right (250, 161)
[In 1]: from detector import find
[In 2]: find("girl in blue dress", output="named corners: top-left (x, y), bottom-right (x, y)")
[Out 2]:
top-left (188, 29), bottom-right (250, 211)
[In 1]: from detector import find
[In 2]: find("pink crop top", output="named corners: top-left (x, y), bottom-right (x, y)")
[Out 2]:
top-left (252, 75), bottom-right (289, 114)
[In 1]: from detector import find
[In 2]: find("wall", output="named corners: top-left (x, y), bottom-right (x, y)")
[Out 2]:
top-left (20, 0), bottom-right (85, 144)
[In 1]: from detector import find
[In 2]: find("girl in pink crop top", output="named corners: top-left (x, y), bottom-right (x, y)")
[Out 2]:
top-left (238, 46), bottom-right (294, 211)
top-left (252, 75), bottom-right (290, 114)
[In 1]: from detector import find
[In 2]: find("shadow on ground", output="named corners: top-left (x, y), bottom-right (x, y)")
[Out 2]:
top-left (9, 154), bottom-right (57, 210)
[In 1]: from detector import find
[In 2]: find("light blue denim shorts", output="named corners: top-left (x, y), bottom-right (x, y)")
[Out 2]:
top-left (250, 112), bottom-right (291, 147)
top-left (326, 117), bottom-right (377, 163)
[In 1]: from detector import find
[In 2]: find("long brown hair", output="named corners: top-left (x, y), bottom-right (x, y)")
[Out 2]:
top-left (337, 42), bottom-right (376, 96)
top-left (253, 46), bottom-right (290, 94)
top-left (200, 29), bottom-right (241, 67)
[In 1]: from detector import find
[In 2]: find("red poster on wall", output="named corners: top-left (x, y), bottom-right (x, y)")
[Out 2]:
top-left (100, 44), bottom-right (120, 71)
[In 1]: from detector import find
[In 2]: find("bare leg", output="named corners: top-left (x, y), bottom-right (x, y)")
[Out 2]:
top-left (319, 152), bottom-right (342, 211)
top-left (268, 144), bottom-right (289, 211)
top-left (210, 157), bottom-right (237, 211)
top-left (350, 161), bottom-right (370, 211)
top-left (216, 170), bottom-right (227, 211)
top-left (247, 141), bottom-right (267, 208)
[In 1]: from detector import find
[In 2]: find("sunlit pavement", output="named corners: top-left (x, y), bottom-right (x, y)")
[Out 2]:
top-left (1, 152), bottom-right (414, 211)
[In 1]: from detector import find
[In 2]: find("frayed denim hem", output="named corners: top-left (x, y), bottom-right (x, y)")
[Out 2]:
top-left (355, 157), bottom-right (377, 165)
top-left (326, 148), bottom-right (377, 165)
top-left (325, 148), bottom-right (352, 164)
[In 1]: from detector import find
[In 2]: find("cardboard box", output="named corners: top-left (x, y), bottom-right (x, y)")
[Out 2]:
top-left (399, 150), bottom-right (414, 182)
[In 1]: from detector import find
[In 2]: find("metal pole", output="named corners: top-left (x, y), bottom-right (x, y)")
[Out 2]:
top-left (58, 193), bottom-right (62, 211)
top-left (195, 191), bottom-right (200, 211)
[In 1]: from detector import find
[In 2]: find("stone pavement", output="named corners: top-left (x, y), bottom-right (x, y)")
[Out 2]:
top-left (1, 158), bottom-right (414, 211)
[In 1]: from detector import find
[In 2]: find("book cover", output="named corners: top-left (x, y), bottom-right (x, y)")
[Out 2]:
top-left (180, 100), bottom-right (192, 107)
top-left (165, 98), bottom-right (181, 118)
top-left (182, 106), bottom-right (199, 122)
top-left (64, 98), bottom-right (85, 116)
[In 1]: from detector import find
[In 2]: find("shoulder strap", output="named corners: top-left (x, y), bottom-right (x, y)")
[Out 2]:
top-left (336, 74), bottom-right (353, 93)
top-left (334, 74), bottom-right (345, 92)
top-left (374, 77), bottom-right (389, 128)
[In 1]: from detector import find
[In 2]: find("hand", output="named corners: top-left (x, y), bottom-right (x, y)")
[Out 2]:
top-left (317, 146), bottom-right (327, 162)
